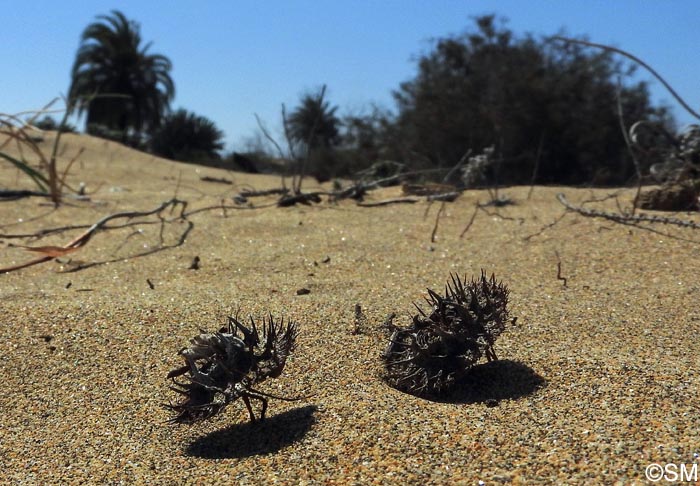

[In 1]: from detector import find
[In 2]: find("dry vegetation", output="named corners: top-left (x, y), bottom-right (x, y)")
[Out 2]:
top-left (1, 132), bottom-right (699, 484)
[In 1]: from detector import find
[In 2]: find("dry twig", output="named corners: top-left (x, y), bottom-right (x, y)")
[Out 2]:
top-left (555, 250), bottom-right (567, 287)
top-left (551, 36), bottom-right (700, 121)
top-left (430, 201), bottom-right (447, 243)
top-left (556, 193), bottom-right (700, 229)
top-left (0, 198), bottom-right (187, 274)
top-left (615, 77), bottom-right (643, 215)
top-left (459, 203), bottom-right (480, 238)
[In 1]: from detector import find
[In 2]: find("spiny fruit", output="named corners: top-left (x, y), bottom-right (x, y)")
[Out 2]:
top-left (382, 271), bottom-right (514, 396)
top-left (165, 313), bottom-right (298, 424)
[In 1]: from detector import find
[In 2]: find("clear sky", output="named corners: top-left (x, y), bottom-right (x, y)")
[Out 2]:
top-left (4, 0), bottom-right (699, 152)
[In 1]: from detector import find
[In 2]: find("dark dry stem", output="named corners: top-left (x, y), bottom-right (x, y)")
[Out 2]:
top-left (0, 198), bottom-right (187, 274)
top-left (557, 193), bottom-right (700, 229)
top-left (555, 250), bottom-right (568, 287)
top-left (459, 203), bottom-right (481, 238)
top-left (522, 210), bottom-right (568, 241)
top-left (615, 77), bottom-right (643, 215)
top-left (254, 113), bottom-right (289, 192)
top-left (430, 201), bottom-right (446, 243)
top-left (551, 36), bottom-right (700, 121)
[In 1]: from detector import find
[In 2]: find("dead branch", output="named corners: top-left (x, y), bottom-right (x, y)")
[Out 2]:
top-left (200, 176), bottom-right (232, 185)
top-left (0, 198), bottom-right (187, 274)
top-left (522, 211), bottom-right (568, 241)
top-left (0, 189), bottom-right (51, 201)
top-left (278, 192), bottom-right (323, 207)
top-left (427, 192), bottom-right (461, 202)
top-left (459, 203), bottom-right (480, 238)
top-left (478, 206), bottom-right (524, 225)
top-left (556, 192), bottom-right (700, 229)
top-left (430, 201), bottom-right (447, 243)
top-left (527, 131), bottom-right (545, 200)
top-left (551, 36), bottom-right (700, 121)
top-left (615, 77), bottom-right (643, 215)
top-left (555, 250), bottom-right (567, 287)
top-left (442, 149), bottom-right (472, 183)
top-left (239, 187), bottom-right (289, 198)
top-left (357, 197), bottom-right (420, 207)
top-left (254, 113), bottom-right (289, 191)
top-left (61, 219), bottom-right (194, 273)
top-left (403, 183), bottom-right (457, 197)
top-left (330, 184), bottom-right (367, 202)
top-left (254, 114), bottom-right (287, 161)
top-left (281, 104), bottom-right (298, 183)
top-left (329, 173), bottom-right (415, 202)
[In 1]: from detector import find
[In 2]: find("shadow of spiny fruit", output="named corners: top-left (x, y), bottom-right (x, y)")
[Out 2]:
top-left (382, 271), bottom-right (515, 397)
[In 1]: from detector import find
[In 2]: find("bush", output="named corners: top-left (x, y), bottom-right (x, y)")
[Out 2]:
top-left (33, 116), bottom-right (77, 133)
top-left (389, 15), bottom-right (673, 185)
top-left (150, 109), bottom-right (224, 164)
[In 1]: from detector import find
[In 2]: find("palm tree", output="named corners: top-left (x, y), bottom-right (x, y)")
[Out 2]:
top-left (287, 85), bottom-right (341, 151)
top-left (68, 10), bottom-right (174, 145)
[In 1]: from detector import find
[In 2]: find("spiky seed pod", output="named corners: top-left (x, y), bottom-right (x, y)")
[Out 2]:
top-left (382, 271), bottom-right (513, 396)
top-left (165, 313), bottom-right (298, 424)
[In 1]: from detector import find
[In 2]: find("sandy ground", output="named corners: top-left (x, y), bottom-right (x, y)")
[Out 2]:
top-left (1, 132), bottom-right (699, 485)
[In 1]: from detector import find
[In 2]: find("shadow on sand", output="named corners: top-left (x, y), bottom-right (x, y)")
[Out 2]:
top-left (428, 359), bottom-right (546, 405)
top-left (185, 405), bottom-right (317, 459)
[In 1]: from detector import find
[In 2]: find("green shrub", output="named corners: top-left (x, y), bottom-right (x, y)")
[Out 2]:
top-left (150, 109), bottom-right (224, 164)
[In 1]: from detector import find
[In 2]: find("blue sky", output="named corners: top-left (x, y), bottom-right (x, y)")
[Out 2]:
top-left (4, 1), bottom-right (699, 152)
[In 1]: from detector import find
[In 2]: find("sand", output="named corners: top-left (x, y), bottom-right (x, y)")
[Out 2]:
top-left (1, 132), bottom-right (699, 485)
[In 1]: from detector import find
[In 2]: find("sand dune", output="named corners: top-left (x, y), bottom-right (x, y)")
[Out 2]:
top-left (1, 132), bottom-right (699, 484)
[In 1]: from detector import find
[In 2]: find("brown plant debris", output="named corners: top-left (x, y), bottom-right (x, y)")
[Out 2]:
top-left (402, 183), bottom-right (458, 197)
top-left (352, 303), bottom-right (365, 335)
top-left (382, 272), bottom-right (514, 397)
top-left (557, 193), bottom-right (700, 229)
top-left (0, 198), bottom-right (187, 274)
top-left (278, 192), bottom-right (323, 207)
top-left (555, 250), bottom-right (567, 287)
top-left (199, 176), bottom-right (232, 185)
top-left (166, 313), bottom-right (299, 424)
top-left (188, 255), bottom-right (201, 270)
top-left (634, 180), bottom-right (700, 212)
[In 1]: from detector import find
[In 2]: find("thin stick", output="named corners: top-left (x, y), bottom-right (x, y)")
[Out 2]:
top-left (555, 250), bottom-right (567, 287)
top-left (615, 77), bottom-right (643, 215)
top-left (254, 114), bottom-right (287, 160)
top-left (254, 113), bottom-right (288, 190)
top-left (0, 198), bottom-right (187, 274)
top-left (281, 104), bottom-right (297, 192)
top-left (459, 203), bottom-right (480, 238)
top-left (557, 192), bottom-right (700, 229)
top-left (551, 36), bottom-right (700, 121)
top-left (523, 211), bottom-right (568, 241)
top-left (442, 149), bottom-right (472, 184)
top-left (430, 201), bottom-right (446, 243)
top-left (356, 197), bottom-right (419, 207)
